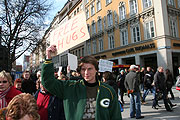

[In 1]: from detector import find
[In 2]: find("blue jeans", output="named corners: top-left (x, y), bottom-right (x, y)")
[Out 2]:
top-left (142, 87), bottom-right (155, 102)
top-left (129, 92), bottom-right (141, 118)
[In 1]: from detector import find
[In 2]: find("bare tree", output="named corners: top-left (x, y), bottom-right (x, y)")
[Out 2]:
top-left (0, 0), bottom-right (51, 71)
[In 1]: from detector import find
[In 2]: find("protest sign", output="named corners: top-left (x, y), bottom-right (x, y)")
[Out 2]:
top-left (98, 59), bottom-right (113, 72)
top-left (50, 11), bottom-right (90, 54)
top-left (68, 53), bottom-right (77, 71)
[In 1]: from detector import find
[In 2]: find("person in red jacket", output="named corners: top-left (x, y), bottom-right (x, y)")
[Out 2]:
top-left (0, 70), bottom-right (22, 109)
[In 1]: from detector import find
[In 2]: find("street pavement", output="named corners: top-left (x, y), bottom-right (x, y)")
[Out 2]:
top-left (121, 86), bottom-right (180, 120)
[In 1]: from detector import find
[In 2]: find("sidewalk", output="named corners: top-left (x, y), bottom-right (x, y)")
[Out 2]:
top-left (121, 87), bottom-right (180, 120)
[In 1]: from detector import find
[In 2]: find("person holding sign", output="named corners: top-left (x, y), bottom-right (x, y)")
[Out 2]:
top-left (41, 45), bottom-right (122, 120)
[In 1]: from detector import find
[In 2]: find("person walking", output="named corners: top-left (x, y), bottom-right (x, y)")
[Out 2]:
top-left (165, 69), bottom-right (175, 100)
top-left (41, 45), bottom-right (122, 120)
top-left (142, 67), bottom-right (155, 104)
top-left (153, 67), bottom-right (175, 111)
top-left (124, 65), bottom-right (144, 119)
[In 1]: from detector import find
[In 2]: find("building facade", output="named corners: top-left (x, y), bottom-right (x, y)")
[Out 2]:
top-left (69, 0), bottom-right (180, 76)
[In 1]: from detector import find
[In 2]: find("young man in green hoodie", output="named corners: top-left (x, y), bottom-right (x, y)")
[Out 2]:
top-left (41, 45), bottom-right (122, 120)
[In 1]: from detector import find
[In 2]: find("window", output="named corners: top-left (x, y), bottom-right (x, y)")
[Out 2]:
top-left (77, 7), bottom-right (79, 13)
top-left (131, 24), bottom-right (141, 43)
top-left (106, 0), bottom-right (112, 5)
top-left (120, 29), bottom-right (128, 46)
top-left (99, 38), bottom-right (104, 52)
top-left (87, 24), bottom-right (90, 34)
top-left (78, 49), bottom-right (81, 58)
top-left (178, 0), bottom-right (180, 8)
top-left (82, 48), bottom-right (84, 57)
top-left (86, 8), bottom-right (89, 19)
top-left (129, 0), bottom-right (138, 15)
top-left (108, 34), bottom-right (115, 49)
top-left (92, 21), bottom-right (96, 35)
top-left (97, 18), bottom-right (102, 32)
top-left (170, 18), bottom-right (177, 37)
top-left (107, 11), bottom-right (113, 27)
top-left (145, 20), bottom-right (155, 39)
top-left (74, 11), bottom-right (76, 16)
top-left (119, 5), bottom-right (126, 21)
top-left (92, 40), bottom-right (97, 54)
top-left (142, 0), bottom-right (152, 9)
top-left (91, 3), bottom-right (95, 16)
top-left (97, 0), bottom-right (101, 12)
top-left (168, 0), bottom-right (175, 6)
top-left (85, 0), bottom-right (89, 4)
top-left (87, 41), bottom-right (91, 55)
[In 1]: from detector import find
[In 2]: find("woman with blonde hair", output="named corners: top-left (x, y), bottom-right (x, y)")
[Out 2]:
top-left (0, 70), bottom-right (21, 109)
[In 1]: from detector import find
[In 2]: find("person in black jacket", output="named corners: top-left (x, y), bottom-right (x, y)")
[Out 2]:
top-left (165, 69), bottom-right (175, 100)
top-left (153, 67), bottom-right (176, 111)
top-left (142, 67), bottom-right (155, 103)
top-left (21, 70), bottom-right (37, 95)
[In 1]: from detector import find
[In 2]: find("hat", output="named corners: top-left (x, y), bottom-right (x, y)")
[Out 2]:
top-left (130, 65), bottom-right (138, 69)
top-left (120, 70), bottom-right (124, 73)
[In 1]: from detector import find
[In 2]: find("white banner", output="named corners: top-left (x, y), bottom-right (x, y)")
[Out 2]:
top-left (68, 53), bottom-right (77, 71)
top-left (98, 59), bottom-right (113, 72)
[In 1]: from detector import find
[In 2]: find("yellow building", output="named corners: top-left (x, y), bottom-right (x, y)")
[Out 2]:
top-left (69, 0), bottom-right (180, 76)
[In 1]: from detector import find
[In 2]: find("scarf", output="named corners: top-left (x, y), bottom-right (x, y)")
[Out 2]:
top-left (0, 87), bottom-right (11, 109)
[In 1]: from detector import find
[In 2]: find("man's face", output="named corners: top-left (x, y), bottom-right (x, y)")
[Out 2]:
top-left (23, 72), bottom-right (30, 80)
top-left (80, 63), bottom-right (97, 83)
top-left (159, 68), bottom-right (164, 73)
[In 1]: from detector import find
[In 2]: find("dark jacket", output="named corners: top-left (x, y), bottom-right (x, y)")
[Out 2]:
top-left (166, 72), bottom-right (174, 88)
top-left (117, 74), bottom-right (126, 92)
top-left (144, 71), bottom-right (154, 89)
top-left (105, 80), bottom-right (118, 96)
top-left (124, 70), bottom-right (139, 92)
top-left (21, 78), bottom-right (36, 95)
top-left (35, 90), bottom-right (65, 120)
top-left (154, 71), bottom-right (166, 90)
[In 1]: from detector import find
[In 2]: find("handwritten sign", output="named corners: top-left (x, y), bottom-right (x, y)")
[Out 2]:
top-left (50, 12), bottom-right (90, 54)
top-left (98, 59), bottom-right (113, 72)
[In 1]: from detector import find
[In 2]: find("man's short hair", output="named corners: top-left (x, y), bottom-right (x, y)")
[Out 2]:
top-left (78, 56), bottom-right (98, 71)
top-left (6, 93), bottom-right (40, 120)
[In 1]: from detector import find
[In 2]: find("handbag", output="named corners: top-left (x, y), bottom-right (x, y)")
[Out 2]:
top-left (176, 86), bottom-right (180, 91)
top-left (156, 91), bottom-right (163, 100)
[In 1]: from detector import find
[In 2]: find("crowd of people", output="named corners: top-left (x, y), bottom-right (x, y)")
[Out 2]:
top-left (0, 44), bottom-right (180, 119)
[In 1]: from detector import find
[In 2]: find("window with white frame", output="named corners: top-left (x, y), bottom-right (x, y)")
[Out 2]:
top-left (92, 40), bottom-right (97, 54)
top-left (106, 0), bottom-right (112, 5)
top-left (107, 11), bottom-right (113, 27)
top-left (129, 0), bottom-right (138, 15)
top-left (97, 18), bottom-right (102, 32)
top-left (142, 0), bottom-right (152, 9)
top-left (85, 0), bottom-right (89, 4)
top-left (86, 8), bottom-right (89, 19)
top-left (92, 21), bottom-right (96, 34)
top-left (131, 24), bottom-right (141, 43)
top-left (170, 18), bottom-right (177, 37)
top-left (91, 3), bottom-right (95, 16)
top-left (168, 0), bottom-right (175, 6)
top-left (120, 29), bottom-right (128, 46)
top-left (97, 0), bottom-right (101, 12)
top-left (99, 38), bottom-right (104, 52)
top-left (108, 33), bottom-right (115, 49)
top-left (178, 0), bottom-right (180, 8)
top-left (144, 20), bottom-right (155, 39)
top-left (119, 4), bottom-right (126, 21)
top-left (87, 41), bottom-right (91, 55)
